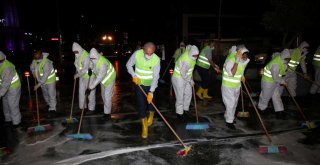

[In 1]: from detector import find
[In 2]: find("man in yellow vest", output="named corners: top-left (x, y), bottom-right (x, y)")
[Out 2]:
top-left (126, 42), bottom-right (160, 139)
top-left (258, 49), bottom-right (290, 119)
top-left (172, 42), bottom-right (185, 62)
top-left (280, 41), bottom-right (309, 97)
top-left (87, 48), bottom-right (116, 121)
top-left (196, 41), bottom-right (221, 100)
top-left (172, 45), bottom-right (199, 120)
top-left (31, 49), bottom-right (57, 118)
top-left (221, 46), bottom-right (250, 129)
top-left (72, 42), bottom-right (96, 115)
top-left (0, 51), bottom-right (21, 128)
top-left (310, 45), bottom-right (320, 94)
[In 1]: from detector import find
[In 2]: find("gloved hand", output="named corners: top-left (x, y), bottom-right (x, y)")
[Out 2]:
top-left (85, 89), bottom-right (91, 96)
top-left (74, 74), bottom-right (79, 80)
top-left (88, 68), bottom-right (93, 76)
top-left (34, 83), bottom-right (41, 91)
top-left (280, 80), bottom-right (287, 86)
top-left (236, 51), bottom-right (243, 63)
top-left (189, 79), bottom-right (195, 86)
top-left (147, 92), bottom-right (153, 104)
top-left (241, 76), bottom-right (245, 83)
top-left (132, 76), bottom-right (139, 85)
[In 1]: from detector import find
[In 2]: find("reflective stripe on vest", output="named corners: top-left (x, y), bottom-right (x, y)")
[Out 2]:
top-left (173, 49), bottom-right (196, 78)
top-left (313, 52), bottom-right (320, 67)
top-left (288, 48), bottom-right (301, 72)
top-left (101, 63), bottom-right (115, 85)
top-left (96, 55), bottom-right (116, 87)
top-left (0, 60), bottom-right (21, 89)
top-left (262, 55), bottom-right (285, 83)
top-left (34, 58), bottom-right (56, 84)
top-left (222, 52), bottom-right (246, 88)
top-left (134, 49), bottom-right (160, 86)
top-left (196, 46), bottom-right (211, 69)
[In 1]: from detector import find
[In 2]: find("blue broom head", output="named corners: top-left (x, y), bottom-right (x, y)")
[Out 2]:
top-left (186, 123), bottom-right (209, 130)
top-left (301, 121), bottom-right (317, 129)
top-left (258, 145), bottom-right (287, 154)
top-left (27, 124), bottom-right (53, 134)
top-left (67, 133), bottom-right (93, 140)
top-left (62, 118), bottom-right (79, 124)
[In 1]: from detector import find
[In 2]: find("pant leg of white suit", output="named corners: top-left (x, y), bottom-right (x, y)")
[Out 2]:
top-left (40, 84), bottom-right (50, 106)
top-left (2, 87), bottom-right (21, 125)
top-left (221, 86), bottom-right (240, 123)
top-left (280, 72), bottom-right (297, 97)
top-left (183, 80), bottom-right (192, 111)
top-left (258, 81), bottom-right (277, 111)
top-left (79, 77), bottom-right (96, 110)
top-left (310, 67), bottom-right (320, 94)
top-left (172, 77), bottom-right (186, 115)
top-left (100, 80), bottom-right (115, 114)
top-left (271, 84), bottom-right (284, 112)
top-left (45, 83), bottom-right (57, 111)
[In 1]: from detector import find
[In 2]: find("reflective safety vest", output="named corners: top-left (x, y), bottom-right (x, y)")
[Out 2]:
top-left (172, 49), bottom-right (196, 78)
top-left (75, 50), bottom-right (90, 79)
top-left (33, 58), bottom-right (56, 84)
top-left (262, 55), bottom-right (285, 83)
top-left (222, 52), bottom-right (246, 88)
top-left (96, 55), bottom-right (116, 87)
top-left (0, 60), bottom-right (21, 89)
top-left (196, 46), bottom-right (211, 69)
top-left (288, 48), bottom-right (301, 72)
top-left (134, 49), bottom-right (160, 86)
top-left (312, 50), bottom-right (320, 67)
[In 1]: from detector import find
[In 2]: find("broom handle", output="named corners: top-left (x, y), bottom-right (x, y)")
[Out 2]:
top-left (69, 78), bottom-right (77, 119)
top-left (160, 58), bottom-right (173, 80)
top-left (77, 75), bottom-right (91, 134)
top-left (284, 85), bottom-right (309, 121)
top-left (35, 78), bottom-right (40, 126)
top-left (137, 84), bottom-right (187, 148)
top-left (242, 81), bottom-right (272, 143)
top-left (290, 68), bottom-right (320, 87)
top-left (241, 86), bottom-right (244, 112)
top-left (192, 84), bottom-right (199, 123)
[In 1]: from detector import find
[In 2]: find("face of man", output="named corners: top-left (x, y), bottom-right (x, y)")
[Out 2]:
top-left (33, 50), bottom-right (43, 60)
top-left (73, 50), bottom-right (79, 56)
top-left (143, 46), bottom-right (155, 56)
top-left (241, 52), bottom-right (248, 61)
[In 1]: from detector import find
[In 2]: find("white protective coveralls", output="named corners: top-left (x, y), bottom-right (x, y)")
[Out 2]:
top-left (258, 49), bottom-right (290, 112)
top-left (89, 48), bottom-right (115, 115)
top-left (0, 51), bottom-right (21, 125)
top-left (172, 45), bottom-right (199, 115)
top-left (222, 47), bottom-right (250, 124)
top-left (72, 42), bottom-right (96, 111)
top-left (30, 52), bottom-right (57, 111)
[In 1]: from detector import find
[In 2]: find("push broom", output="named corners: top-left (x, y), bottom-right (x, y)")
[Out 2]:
top-left (237, 86), bottom-right (250, 118)
top-left (137, 84), bottom-right (192, 156)
top-left (67, 69), bottom-right (93, 140)
top-left (186, 83), bottom-right (209, 130)
top-left (242, 79), bottom-right (287, 154)
top-left (62, 77), bottom-right (79, 124)
top-left (27, 78), bottom-right (53, 135)
top-left (291, 69), bottom-right (320, 87)
top-left (284, 84), bottom-right (316, 129)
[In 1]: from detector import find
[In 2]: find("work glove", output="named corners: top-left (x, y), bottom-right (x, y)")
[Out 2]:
top-left (132, 76), bottom-right (140, 85)
top-left (280, 80), bottom-right (287, 86)
top-left (235, 50), bottom-right (243, 63)
top-left (74, 74), bottom-right (79, 80)
top-left (34, 83), bottom-right (41, 91)
top-left (241, 76), bottom-right (246, 83)
top-left (147, 92), bottom-right (153, 104)
top-left (88, 68), bottom-right (93, 77)
top-left (85, 89), bottom-right (91, 96)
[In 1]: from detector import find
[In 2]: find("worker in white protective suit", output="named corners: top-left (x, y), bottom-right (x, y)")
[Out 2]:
top-left (87, 48), bottom-right (116, 121)
top-left (31, 49), bottom-right (57, 118)
top-left (172, 45), bottom-right (199, 120)
top-left (221, 46), bottom-right (250, 130)
top-left (280, 41), bottom-right (309, 97)
top-left (72, 42), bottom-right (96, 114)
top-left (258, 49), bottom-right (291, 119)
top-left (0, 51), bottom-right (21, 128)
top-left (309, 45), bottom-right (320, 94)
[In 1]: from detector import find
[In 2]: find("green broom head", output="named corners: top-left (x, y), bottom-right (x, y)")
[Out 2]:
top-left (67, 133), bottom-right (93, 140)
top-left (237, 111), bottom-right (250, 118)
top-left (176, 146), bottom-right (192, 156)
top-left (186, 123), bottom-right (209, 130)
top-left (258, 145), bottom-right (287, 154)
top-left (27, 124), bottom-right (53, 135)
top-left (0, 147), bottom-right (9, 157)
top-left (62, 118), bottom-right (79, 124)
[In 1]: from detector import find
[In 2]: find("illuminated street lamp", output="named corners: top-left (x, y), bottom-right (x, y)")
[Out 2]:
top-left (102, 35), bottom-right (107, 41)
top-left (107, 36), bottom-right (112, 41)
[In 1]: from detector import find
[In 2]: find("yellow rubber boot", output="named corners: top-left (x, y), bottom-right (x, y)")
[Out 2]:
top-left (141, 118), bottom-right (148, 139)
top-left (147, 111), bottom-right (155, 126)
top-left (203, 89), bottom-right (212, 99)
top-left (196, 87), bottom-right (204, 100)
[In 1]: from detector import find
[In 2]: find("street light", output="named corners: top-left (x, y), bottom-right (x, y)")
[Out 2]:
top-left (107, 36), bottom-right (112, 41)
top-left (102, 35), bottom-right (107, 41)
